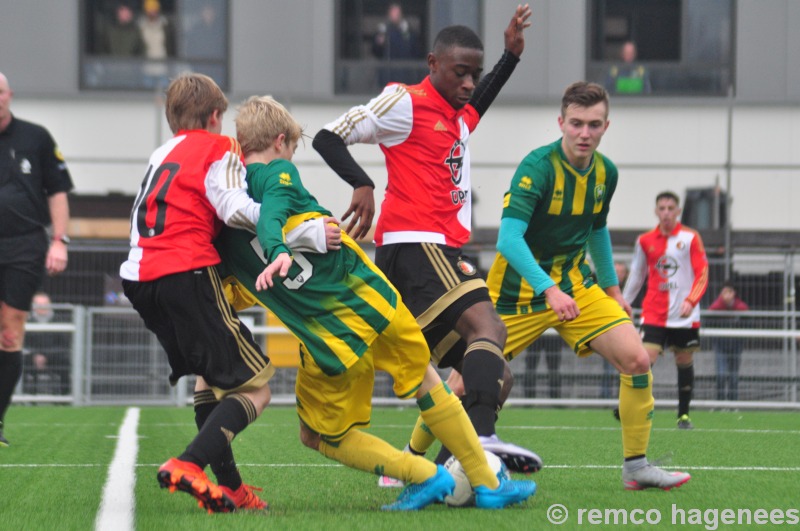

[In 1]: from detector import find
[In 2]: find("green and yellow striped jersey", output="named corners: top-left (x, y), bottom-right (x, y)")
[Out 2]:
top-left (487, 139), bottom-right (618, 314)
top-left (216, 159), bottom-right (398, 376)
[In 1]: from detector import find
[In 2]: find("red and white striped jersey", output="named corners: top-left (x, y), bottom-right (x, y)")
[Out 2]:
top-left (623, 223), bottom-right (709, 328)
top-left (120, 130), bottom-right (259, 282)
top-left (323, 76), bottom-right (480, 247)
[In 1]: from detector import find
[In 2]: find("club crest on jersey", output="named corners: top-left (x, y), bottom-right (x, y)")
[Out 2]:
top-left (457, 258), bottom-right (477, 276)
top-left (594, 184), bottom-right (606, 202)
top-left (444, 139), bottom-right (465, 185)
top-left (655, 255), bottom-right (679, 278)
top-left (676, 241), bottom-right (686, 250)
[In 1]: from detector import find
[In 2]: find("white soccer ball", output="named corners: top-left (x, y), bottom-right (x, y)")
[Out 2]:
top-left (443, 450), bottom-right (510, 507)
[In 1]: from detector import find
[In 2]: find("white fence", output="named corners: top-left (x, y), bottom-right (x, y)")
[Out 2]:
top-left (14, 306), bottom-right (800, 410)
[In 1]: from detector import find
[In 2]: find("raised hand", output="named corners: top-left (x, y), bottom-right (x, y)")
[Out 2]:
top-left (504, 4), bottom-right (532, 57)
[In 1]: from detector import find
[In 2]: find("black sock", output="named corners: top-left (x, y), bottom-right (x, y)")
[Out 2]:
top-left (180, 394), bottom-right (256, 470)
top-left (0, 351), bottom-right (23, 428)
top-left (677, 363), bottom-right (694, 417)
top-left (194, 390), bottom-right (242, 490)
top-left (460, 341), bottom-right (505, 436)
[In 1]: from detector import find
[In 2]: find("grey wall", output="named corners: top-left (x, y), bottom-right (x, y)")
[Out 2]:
top-left (736, 0), bottom-right (800, 101)
top-left (2, 1), bottom-right (798, 102)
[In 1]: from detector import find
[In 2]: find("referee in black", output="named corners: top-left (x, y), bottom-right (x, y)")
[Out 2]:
top-left (0, 71), bottom-right (73, 447)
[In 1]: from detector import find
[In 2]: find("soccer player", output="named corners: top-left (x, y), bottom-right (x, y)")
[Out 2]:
top-left (312, 4), bottom-right (541, 478)
top-left (622, 191), bottom-right (709, 429)
top-left (486, 81), bottom-right (691, 491)
top-left (120, 73), bottom-right (329, 513)
top-left (215, 95), bottom-right (537, 511)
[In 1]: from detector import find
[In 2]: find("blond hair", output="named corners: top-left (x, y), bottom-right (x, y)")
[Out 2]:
top-left (235, 95), bottom-right (303, 156)
top-left (164, 73), bottom-right (228, 134)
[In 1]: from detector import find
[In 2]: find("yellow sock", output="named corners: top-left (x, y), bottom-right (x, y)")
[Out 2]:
top-left (319, 429), bottom-right (436, 484)
top-left (618, 371), bottom-right (654, 458)
top-left (409, 415), bottom-right (436, 455)
top-left (418, 382), bottom-right (498, 489)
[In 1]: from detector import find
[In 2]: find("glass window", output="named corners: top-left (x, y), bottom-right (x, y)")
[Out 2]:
top-left (335, 0), bottom-right (481, 95)
top-left (586, 0), bottom-right (734, 96)
top-left (81, 0), bottom-right (229, 91)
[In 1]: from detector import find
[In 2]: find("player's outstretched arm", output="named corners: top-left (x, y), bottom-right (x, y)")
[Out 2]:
top-left (255, 253), bottom-right (292, 291)
top-left (312, 129), bottom-right (376, 240)
top-left (504, 4), bottom-right (532, 57)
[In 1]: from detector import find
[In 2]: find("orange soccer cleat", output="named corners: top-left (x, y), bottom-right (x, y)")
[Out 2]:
top-left (156, 457), bottom-right (235, 513)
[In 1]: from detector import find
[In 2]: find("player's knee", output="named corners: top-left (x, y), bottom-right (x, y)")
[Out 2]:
top-left (1, 328), bottom-right (22, 350)
top-left (299, 424), bottom-right (320, 450)
top-left (619, 349), bottom-right (651, 375)
top-left (247, 384), bottom-right (272, 415)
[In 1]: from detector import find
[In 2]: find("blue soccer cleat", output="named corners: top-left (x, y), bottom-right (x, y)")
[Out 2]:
top-left (381, 465), bottom-right (455, 511)
top-left (474, 476), bottom-right (537, 509)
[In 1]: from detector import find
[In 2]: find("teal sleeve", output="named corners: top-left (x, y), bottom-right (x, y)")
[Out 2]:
top-left (587, 226), bottom-right (618, 288)
top-left (496, 217), bottom-right (555, 295)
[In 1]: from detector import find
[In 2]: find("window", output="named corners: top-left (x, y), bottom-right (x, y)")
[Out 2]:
top-left (335, 0), bottom-right (481, 95)
top-left (81, 0), bottom-right (229, 91)
top-left (586, 0), bottom-right (734, 96)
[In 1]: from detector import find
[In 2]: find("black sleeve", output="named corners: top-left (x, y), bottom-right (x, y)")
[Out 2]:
top-left (312, 129), bottom-right (375, 189)
top-left (469, 50), bottom-right (521, 117)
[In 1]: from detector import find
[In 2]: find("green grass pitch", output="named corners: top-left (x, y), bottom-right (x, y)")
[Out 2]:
top-left (0, 405), bottom-right (797, 530)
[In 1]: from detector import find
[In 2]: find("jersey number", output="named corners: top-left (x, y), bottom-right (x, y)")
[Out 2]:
top-left (249, 237), bottom-right (313, 290)
top-left (132, 162), bottom-right (179, 238)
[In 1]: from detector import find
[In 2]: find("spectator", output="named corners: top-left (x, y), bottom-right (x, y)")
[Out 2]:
top-left (371, 3), bottom-right (421, 87)
top-left (99, 2), bottom-right (145, 57)
top-left (23, 292), bottom-right (70, 395)
top-left (523, 335), bottom-right (563, 399)
top-left (138, 0), bottom-right (174, 88)
top-left (708, 281), bottom-right (749, 401)
top-left (0, 71), bottom-right (73, 447)
top-left (605, 41), bottom-right (652, 95)
top-left (183, 0), bottom-right (225, 60)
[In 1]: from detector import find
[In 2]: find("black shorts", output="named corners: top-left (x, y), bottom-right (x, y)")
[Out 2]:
top-left (375, 242), bottom-right (490, 368)
top-left (122, 266), bottom-right (273, 395)
top-left (640, 325), bottom-right (701, 353)
top-left (0, 230), bottom-right (48, 311)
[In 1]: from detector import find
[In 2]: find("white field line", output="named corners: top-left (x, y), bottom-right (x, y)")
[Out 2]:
top-left (3, 462), bottom-right (799, 472)
top-left (95, 407), bottom-right (140, 531)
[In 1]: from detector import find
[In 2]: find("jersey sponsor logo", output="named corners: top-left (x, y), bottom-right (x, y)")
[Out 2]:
top-left (656, 255), bottom-right (679, 279)
top-left (450, 188), bottom-right (469, 206)
top-left (444, 139), bottom-right (465, 185)
top-left (519, 176), bottom-right (532, 190)
top-left (434, 120), bottom-right (448, 131)
top-left (594, 183), bottom-right (606, 202)
top-left (279, 172), bottom-right (292, 186)
top-left (457, 258), bottom-right (477, 276)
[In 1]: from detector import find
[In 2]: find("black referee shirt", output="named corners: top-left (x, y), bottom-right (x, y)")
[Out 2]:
top-left (0, 115), bottom-right (74, 238)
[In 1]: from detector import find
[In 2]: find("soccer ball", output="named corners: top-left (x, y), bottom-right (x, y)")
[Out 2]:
top-left (443, 450), bottom-right (510, 507)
